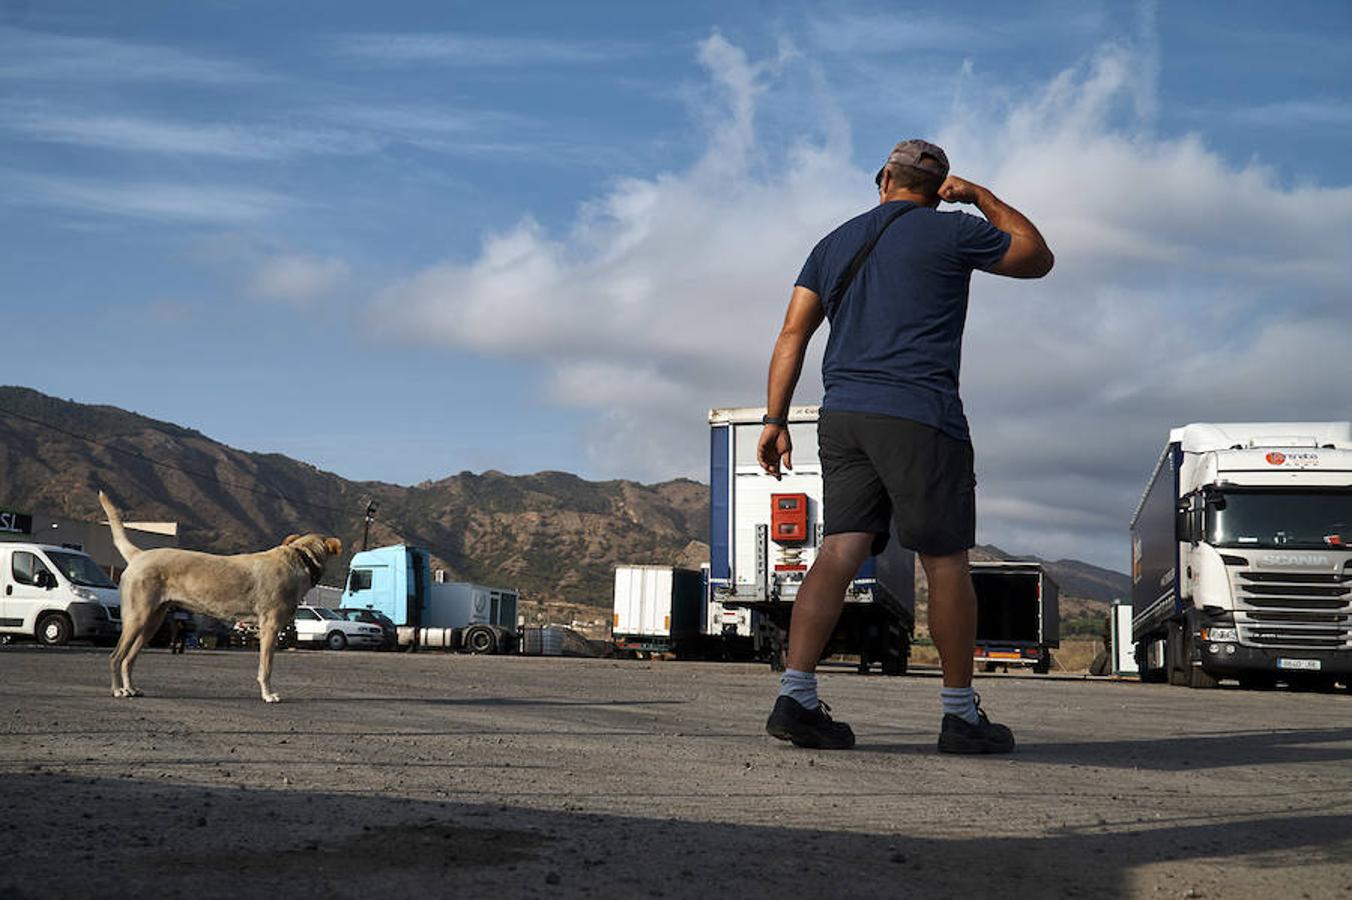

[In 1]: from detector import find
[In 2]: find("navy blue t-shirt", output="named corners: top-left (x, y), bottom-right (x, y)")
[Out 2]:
top-left (796, 200), bottom-right (1010, 442)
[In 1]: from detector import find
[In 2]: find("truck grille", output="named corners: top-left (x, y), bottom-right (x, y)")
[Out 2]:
top-left (1233, 570), bottom-right (1352, 650)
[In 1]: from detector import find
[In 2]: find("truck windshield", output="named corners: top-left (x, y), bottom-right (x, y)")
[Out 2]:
top-left (44, 551), bottom-right (116, 588)
top-left (1207, 490), bottom-right (1352, 549)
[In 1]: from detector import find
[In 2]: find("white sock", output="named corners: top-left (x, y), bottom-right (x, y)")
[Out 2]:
top-left (779, 668), bottom-right (820, 710)
top-left (941, 687), bottom-right (979, 725)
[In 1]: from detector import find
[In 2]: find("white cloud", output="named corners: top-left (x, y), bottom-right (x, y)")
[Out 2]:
top-left (0, 27), bottom-right (266, 84)
top-left (248, 254), bottom-right (351, 306)
top-left (372, 33), bottom-right (1352, 571)
top-left (3, 105), bottom-right (368, 159)
top-left (7, 175), bottom-right (289, 223)
top-left (331, 32), bottom-right (637, 66)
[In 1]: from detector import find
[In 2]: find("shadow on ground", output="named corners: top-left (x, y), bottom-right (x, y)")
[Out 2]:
top-left (1, 773), bottom-right (1348, 899)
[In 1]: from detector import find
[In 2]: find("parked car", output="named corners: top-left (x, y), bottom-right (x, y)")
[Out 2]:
top-left (292, 605), bottom-right (383, 650)
top-left (336, 607), bottom-right (398, 649)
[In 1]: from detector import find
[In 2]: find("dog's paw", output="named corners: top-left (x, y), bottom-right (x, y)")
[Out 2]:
top-left (125, 687), bottom-right (144, 698)
top-left (262, 693), bottom-right (282, 703)
top-left (112, 688), bottom-right (127, 698)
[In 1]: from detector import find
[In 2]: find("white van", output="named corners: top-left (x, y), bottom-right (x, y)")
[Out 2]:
top-left (0, 543), bottom-right (122, 645)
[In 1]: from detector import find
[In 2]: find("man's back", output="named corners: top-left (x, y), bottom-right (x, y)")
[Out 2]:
top-left (795, 200), bottom-right (1010, 442)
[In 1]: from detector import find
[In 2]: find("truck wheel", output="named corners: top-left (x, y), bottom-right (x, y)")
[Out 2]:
top-left (464, 626), bottom-right (497, 654)
top-left (1033, 655), bottom-right (1051, 675)
top-left (36, 613), bottom-right (72, 647)
top-left (325, 631), bottom-right (348, 651)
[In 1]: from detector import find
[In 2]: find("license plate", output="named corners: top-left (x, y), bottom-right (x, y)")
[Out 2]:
top-left (1278, 658), bottom-right (1322, 671)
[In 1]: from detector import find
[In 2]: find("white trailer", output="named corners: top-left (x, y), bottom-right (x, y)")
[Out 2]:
top-left (708, 405), bottom-right (916, 674)
top-left (612, 565), bottom-right (704, 656)
top-left (1110, 601), bottom-right (1138, 676)
top-left (1131, 422), bottom-right (1352, 688)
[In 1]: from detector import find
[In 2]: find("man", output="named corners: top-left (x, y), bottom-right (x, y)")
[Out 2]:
top-left (759, 139), bottom-right (1053, 754)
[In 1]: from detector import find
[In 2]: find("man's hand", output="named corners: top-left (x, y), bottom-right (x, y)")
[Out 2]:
top-left (757, 424), bottom-right (793, 480)
top-left (938, 175), bottom-right (984, 205)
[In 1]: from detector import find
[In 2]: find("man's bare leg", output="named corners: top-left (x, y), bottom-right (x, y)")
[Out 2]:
top-left (920, 550), bottom-right (977, 688)
top-left (785, 532), bottom-right (876, 672)
top-left (766, 532), bottom-right (874, 750)
top-left (924, 549), bottom-right (1015, 753)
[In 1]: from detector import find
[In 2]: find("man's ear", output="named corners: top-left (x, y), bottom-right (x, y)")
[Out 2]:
top-left (325, 538), bottom-right (343, 555)
top-left (282, 534), bottom-right (300, 546)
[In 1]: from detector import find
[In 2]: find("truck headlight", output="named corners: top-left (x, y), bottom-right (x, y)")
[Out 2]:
top-left (1202, 626), bottom-right (1238, 642)
top-left (73, 587), bottom-right (98, 602)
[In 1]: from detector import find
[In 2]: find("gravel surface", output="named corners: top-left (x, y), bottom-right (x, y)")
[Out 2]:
top-left (1, 645), bottom-right (1349, 898)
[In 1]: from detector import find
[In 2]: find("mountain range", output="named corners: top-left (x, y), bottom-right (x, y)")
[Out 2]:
top-left (0, 386), bottom-right (1127, 608)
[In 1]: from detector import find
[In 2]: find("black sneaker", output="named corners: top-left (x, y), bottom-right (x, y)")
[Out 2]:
top-left (937, 696), bottom-right (1015, 755)
top-left (765, 695), bottom-right (856, 750)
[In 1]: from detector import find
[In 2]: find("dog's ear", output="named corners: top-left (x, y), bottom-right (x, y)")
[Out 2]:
top-left (325, 537), bottom-right (343, 555)
top-left (282, 534), bottom-right (300, 546)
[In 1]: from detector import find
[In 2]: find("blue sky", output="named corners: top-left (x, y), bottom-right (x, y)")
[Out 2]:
top-left (3, 1), bottom-right (1350, 569)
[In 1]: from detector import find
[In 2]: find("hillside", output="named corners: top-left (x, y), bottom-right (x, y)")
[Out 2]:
top-left (0, 387), bottom-right (707, 605)
top-left (0, 386), bottom-right (1129, 618)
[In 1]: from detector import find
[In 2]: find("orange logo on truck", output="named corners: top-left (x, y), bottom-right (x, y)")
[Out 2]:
top-left (1265, 452), bottom-right (1286, 465)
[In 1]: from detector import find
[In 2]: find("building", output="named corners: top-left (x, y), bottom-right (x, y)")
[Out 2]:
top-left (0, 505), bottom-right (178, 581)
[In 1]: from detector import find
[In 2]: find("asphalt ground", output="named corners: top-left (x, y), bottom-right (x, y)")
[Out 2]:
top-left (1, 645), bottom-right (1349, 899)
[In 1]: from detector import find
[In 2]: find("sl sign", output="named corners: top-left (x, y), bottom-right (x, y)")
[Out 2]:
top-left (0, 509), bottom-right (33, 535)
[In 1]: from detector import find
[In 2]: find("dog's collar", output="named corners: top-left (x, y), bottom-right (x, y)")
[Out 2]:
top-left (292, 543), bottom-right (326, 586)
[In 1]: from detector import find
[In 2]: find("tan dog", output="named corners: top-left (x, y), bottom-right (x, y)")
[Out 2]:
top-left (98, 491), bottom-right (342, 702)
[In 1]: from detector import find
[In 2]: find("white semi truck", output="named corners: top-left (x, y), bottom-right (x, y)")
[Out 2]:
top-left (1130, 422), bottom-right (1352, 689)
top-left (708, 406), bottom-right (916, 674)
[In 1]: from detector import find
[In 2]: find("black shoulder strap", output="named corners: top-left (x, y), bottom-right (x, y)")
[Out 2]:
top-left (823, 203), bottom-right (916, 317)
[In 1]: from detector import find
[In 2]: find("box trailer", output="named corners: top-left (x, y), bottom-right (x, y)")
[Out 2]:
top-left (971, 561), bottom-right (1060, 674)
top-left (1131, 422), bottom-right (1352, 688)
top-left (612, 565), bottom-right (705, 657)
top-left (708, 406), bottom-right (916, 674)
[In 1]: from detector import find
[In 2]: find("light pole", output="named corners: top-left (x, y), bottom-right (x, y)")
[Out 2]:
top-left (361, 499), bottom-right (378, 551)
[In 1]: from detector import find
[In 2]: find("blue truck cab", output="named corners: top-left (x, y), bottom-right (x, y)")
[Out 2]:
top-left (340, 544), bottom-right (431, 627)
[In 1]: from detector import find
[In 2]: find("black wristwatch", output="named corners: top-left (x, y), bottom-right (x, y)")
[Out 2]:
top-left (762, 415), bottom-right (788, 427)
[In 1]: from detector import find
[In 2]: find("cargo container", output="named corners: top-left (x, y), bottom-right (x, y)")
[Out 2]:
top-left (1131, 422), bottom-right (1352, 688)
top-left (708, 406), bottom-right (916, 674)
top-left (971, 561), bottom-right (1060, 674)
top-left (612, 565), bottom-right (705, 657)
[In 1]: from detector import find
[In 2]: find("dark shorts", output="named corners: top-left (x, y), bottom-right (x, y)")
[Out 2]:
top-left (818, 409), bottom-right (976, 556)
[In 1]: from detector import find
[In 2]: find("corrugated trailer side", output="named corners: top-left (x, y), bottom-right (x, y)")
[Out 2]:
top-left (1130, 442), bottom-right (1183, 676)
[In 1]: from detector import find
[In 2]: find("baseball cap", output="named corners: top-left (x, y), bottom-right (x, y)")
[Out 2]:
top-left (874, 139), bottom-right (949, 186)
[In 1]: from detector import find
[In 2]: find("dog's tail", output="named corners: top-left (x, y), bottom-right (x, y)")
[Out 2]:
top-left (98, 491), bottom-right (142, 563)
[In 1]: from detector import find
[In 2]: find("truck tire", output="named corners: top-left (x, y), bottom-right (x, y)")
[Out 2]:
top-left (36, 612), bottom-right (72, 646)
top-left (464, 625), bottom-right (498, 655)
top-left (1033, 653), bottom-right (1051, 675)
top-left (325, 631), bottom-right (348, 651)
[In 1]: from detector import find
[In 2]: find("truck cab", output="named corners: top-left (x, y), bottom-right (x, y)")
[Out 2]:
top-left (0, 542), bottom-right (121, 645)
top-left (1131, 422), bottom-right (1352, 687)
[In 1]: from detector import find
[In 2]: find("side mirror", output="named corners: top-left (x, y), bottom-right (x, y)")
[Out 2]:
top-left (36, 570), bottom-right (56, 590)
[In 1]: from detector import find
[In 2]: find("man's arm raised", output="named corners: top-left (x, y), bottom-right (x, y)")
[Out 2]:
top-left (939, 175), bottom-right (1054, 279)
top-left (757, 285), bottom-right (825, 479)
